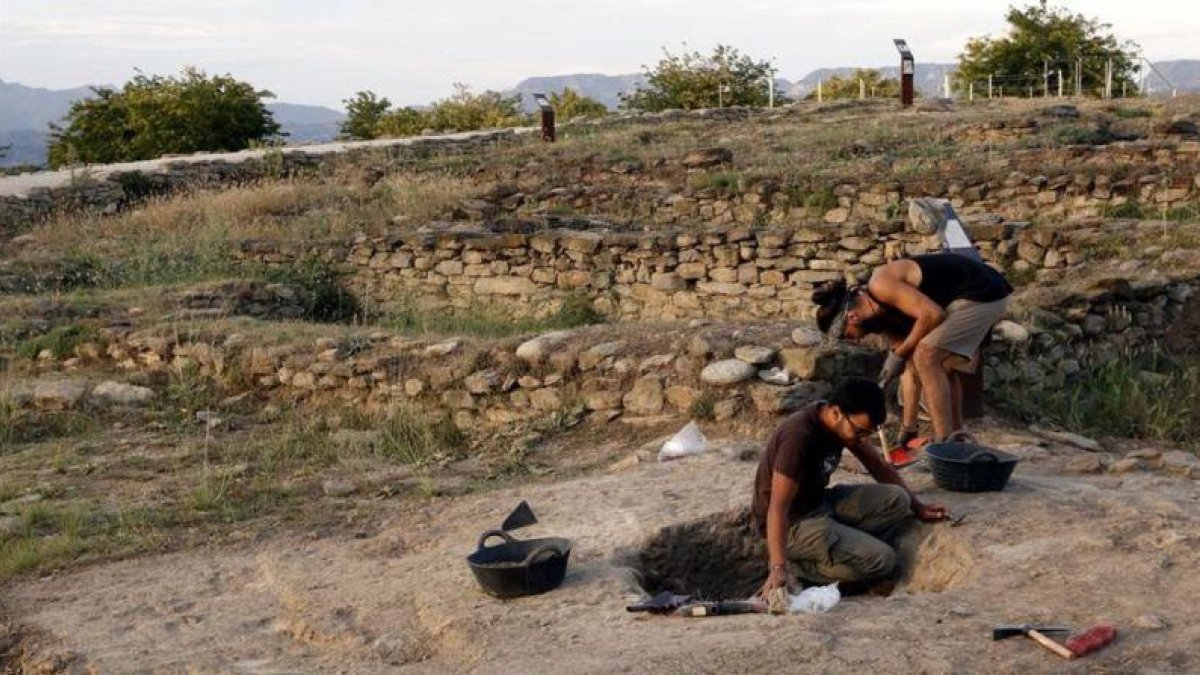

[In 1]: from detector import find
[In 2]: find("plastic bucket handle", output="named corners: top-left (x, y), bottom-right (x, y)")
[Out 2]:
top-left (967, 449), bottom-right (999, 463)
top-left (523, 542), bottom-right (564, 566)
top-left (477, 529), bottom-right (516, 551)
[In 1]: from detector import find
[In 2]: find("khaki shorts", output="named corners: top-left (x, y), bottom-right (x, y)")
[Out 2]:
top-left (921, 297), bottom-right (1010, 359)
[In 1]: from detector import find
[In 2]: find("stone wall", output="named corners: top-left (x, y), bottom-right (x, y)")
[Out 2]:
top-left (10, 272), bottom-right (1194, 428)
top-left (232, 218), bottom-right (1161, 322)
top-left (984, 275), bottom-right (1198, 389)
top-left (449, 139), bottom-right (1200, 229)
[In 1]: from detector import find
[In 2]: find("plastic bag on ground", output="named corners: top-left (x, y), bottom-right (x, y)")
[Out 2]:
top-left (788, 582), bottom-right (840, 614)
top-left (658, 421), bottom-right (708, 462)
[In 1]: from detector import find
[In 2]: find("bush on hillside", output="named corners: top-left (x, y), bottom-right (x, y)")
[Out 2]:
top-left (48, 68), bottom-right (281, 168)
top-left (621, 44), bottom-right (782, 112)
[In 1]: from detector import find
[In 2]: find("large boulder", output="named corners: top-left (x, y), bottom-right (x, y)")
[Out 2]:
top-left (700, 359), bottom-right (757, 386)
top-left (516, 331), bottom-right (573, 364)
top-left (681, 147), bottom-right (733, 169)
top-left (734, 346), bottom-right (777, 366)
top-left (91, 381), bottom-right (156, 405)
top-left (623, 376), bottom-right (665, 415)
top-left (33, 379), bottom-right (88, 410)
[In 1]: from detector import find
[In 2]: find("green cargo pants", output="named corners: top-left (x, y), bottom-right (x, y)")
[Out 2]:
top-left (785, 484), bottom-right (912, 585)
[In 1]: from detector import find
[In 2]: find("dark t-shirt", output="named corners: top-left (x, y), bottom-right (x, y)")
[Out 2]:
top-left (751, 402), bottom-right (843, 534)
top-left (912, 253), bottom-right (1013, 307)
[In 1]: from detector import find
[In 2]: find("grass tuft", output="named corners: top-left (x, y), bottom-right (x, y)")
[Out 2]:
top-left (16, 324), bottom-right (102, 360)
top-left (378, 294), bottom-right (603, 338)
top-left (993, 351), bottom-right (1200, 446)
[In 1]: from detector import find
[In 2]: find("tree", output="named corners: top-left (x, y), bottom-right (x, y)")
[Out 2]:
top-left (374, 107), bottom-right (428, 138)
top-left (48, 68), bottom-right (280, 168)
top-left (956, 1), bottom-right (1140, 97)
top-left (547, 88), bottom-right (608, 120)
top-left (371, 85), bottom-right (528, 139)
top-left (425, 84), bottom-right (527, 132)
top-left (621, 44), bottom-right (782, 112)
top-left (805, 69), bottom-right (903, 100)
top-left (341, 90), bottom-right (391, 140)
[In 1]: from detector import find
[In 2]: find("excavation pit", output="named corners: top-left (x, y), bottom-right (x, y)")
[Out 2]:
top-left (630, 507), bottom-right (974, 600)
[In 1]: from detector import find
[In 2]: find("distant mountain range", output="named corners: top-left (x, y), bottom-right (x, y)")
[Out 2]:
top-left (5, 59), bottom-right (1198, 168)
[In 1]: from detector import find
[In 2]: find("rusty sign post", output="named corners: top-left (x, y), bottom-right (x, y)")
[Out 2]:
top-left (894, 39), bottom-right (915, 107)
top-left (532, 93), bottom-right (555, 143)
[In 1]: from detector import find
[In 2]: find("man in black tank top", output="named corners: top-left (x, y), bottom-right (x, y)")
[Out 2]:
top-left (817, 254), bottom-right (1012, 442)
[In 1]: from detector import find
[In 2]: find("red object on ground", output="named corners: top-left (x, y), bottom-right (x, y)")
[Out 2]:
top-left (888, 437), bottom-right (929, 467)
top-left (888, 447), bottom-right (919, 467)
top-left (1065, 624), bottom-right (1117, 657)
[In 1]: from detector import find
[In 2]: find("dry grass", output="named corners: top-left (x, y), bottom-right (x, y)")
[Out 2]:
top-left (0, 395), bottom-right (475, 581)
top-left (6, 171), bottom-right (479, 293)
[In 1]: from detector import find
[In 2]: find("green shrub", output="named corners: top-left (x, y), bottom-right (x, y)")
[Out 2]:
top-left (375, 408), bottom-right (467, 465)
top-left (688, 391), bottom-right (717, 421)
top-left (380, 294), bottom-right (602, 338)
top-left (16, 324), bottom-right (102, 360)
top-left (621, 44), bottom-right (781, 111)
top-left (992, 351), bottom-right (1200, 445)
top-left (48, 67), bottom-right (280, 168)
top-left (267, 257), bottom-right (359, 323)
top-left (1101, 201), bottom-right (1146, 219)
top-left (1050, 123), bottom-right (1114, 146)
top-left (689, 171), bottom-right (743, 193)
top-left (1110, 106), bottom-right (1152, 119)
top-left (548, 89), bottom-right (609, 120)
top-left (114, 170), bottom-right (165, 201)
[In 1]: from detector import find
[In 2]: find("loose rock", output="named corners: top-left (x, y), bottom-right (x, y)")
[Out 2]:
top-left (701, 359), bottom-right (758, 385)
top-left (321, 479), bottom-right (358, 497)
top-left (90, 381), bottom-right (155, 405)
top-left (33, 379), bottom-right (88, 410)
top-left (623, 376), bottom-right (665, 416)
top-left (734, 345), bottom-right (777, 366)
top-left (516, 331), bottom-right (573, 364)
top-left (993, 320), bottom-right (1030, 343)
top-left (1030, 425), bottom-right (1103, 452)
top-left (791, 328), bottom-right (823, 348)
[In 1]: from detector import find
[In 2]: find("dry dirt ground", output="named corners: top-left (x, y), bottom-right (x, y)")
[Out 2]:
top-left (2, 422), bottom-right (1198, 674)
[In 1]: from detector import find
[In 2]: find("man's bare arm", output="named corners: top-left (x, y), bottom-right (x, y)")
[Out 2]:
top-left (849, 439), bottom-right (949, 522)
top-left (765, 471), bottom-right (799, 567)
top-left (848, 439), bottom-right (921, 507)
top-left (868, 268), bottom-right (945, 358)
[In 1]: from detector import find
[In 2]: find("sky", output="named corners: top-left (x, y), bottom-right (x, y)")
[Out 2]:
top-left (2, 0), bottom-right (1197, 108)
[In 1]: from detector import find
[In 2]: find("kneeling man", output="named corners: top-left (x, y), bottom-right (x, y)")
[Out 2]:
top-left (753, 377), bottom-right (947, 596)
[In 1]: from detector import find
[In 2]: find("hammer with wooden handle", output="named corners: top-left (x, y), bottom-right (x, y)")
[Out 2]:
top-left (993, 625), bottom-right (1074, 659)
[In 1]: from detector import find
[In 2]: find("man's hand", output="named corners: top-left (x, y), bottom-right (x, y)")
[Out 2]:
top-left (879, 351), bottom-right (907, 388)
top-left (756, 564), bottom-right (798, 599)
top-left (913, 500), bottom-right (949, 522)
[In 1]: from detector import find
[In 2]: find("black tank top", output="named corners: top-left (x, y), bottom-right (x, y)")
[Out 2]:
top-left (912, 254), bottom-right (1012, 307)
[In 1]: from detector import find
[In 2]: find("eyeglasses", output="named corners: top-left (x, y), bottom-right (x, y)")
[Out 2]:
top-left (846, 415), bottom-right (879, 439)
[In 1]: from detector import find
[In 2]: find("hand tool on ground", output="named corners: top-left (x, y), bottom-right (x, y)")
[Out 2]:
top-left (672, 599), bottom-right (767, 617)
top-left (626, 591), bottom-right (692, 614)
top-left (1065, 624), bottom-right (1117, 657)
top-left (993, 624), bottom-right (1074, 659)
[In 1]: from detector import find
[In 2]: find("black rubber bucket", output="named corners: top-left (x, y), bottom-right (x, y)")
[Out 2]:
top-left (925, 442), bottom-right (1019, 492)
top-left (466, 529), bottom-right (572, 599)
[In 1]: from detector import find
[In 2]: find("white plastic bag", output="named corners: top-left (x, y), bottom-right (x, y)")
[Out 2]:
top-left (658, 421), bottom-right (708, 462)
top-left (788, 582), bottom-right (841, 614)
